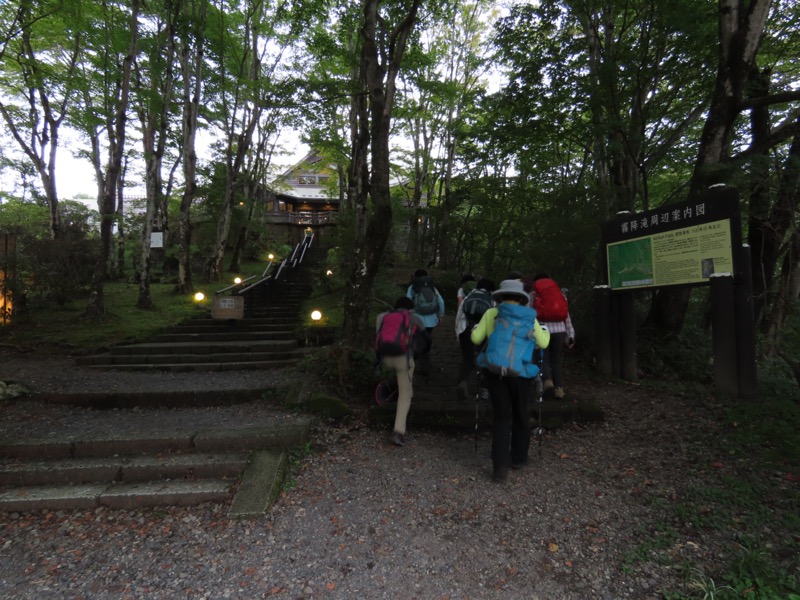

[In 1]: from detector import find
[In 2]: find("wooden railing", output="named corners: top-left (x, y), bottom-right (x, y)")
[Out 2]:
top-left (226, 232), bottom-right (316, 318)
top-left (265, 211), bottom-right (335, 226)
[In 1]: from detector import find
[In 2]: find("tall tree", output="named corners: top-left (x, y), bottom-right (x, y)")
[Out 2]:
top-left (649, 0), bottom-right (800, 334)
top-left (132, 0), bottom-right (180, 309)
top-left (174, 0), bottom-right (208, 295)
top-left (77, 0), bottom-right (140, 316)
top-left (395, 0), bottom-right (494, 267)
top-left (203, 0), bottom-right (297, 282)
top-left (340, 0), bottom-right (423, 347)
top-left (0, 0), bottom-right (84, 239)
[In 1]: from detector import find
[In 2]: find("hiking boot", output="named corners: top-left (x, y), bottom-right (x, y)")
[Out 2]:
top-left (554, 387), bottom-right (565, 399)
top-left (492, 466), bottom-right (509, 483)
top-left (544, 378), bottom-right (554, 391)
top-left (391, 431), bottom-right (406, 446)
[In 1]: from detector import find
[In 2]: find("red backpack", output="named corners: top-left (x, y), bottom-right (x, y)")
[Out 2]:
top-left (532, 278), bottom-right (569, 321)
top-left (375, 309), bottom-right (417, 357)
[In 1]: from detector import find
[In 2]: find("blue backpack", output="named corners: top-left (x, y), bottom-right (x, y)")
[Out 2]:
top-left (476, 303), bottom-right (541, 379)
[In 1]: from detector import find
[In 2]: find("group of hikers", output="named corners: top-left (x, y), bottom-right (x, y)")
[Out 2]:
top-left (374, 269), bottom-right (575, 482)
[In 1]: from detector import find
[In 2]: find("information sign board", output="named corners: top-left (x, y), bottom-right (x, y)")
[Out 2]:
top-left (602, 187), bottom-right (741, 291)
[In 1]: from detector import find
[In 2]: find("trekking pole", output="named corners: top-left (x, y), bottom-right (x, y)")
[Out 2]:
top-left (474, 367), bottom-right (480, 457)
top-left (535, 349), bottom-right (545, 456)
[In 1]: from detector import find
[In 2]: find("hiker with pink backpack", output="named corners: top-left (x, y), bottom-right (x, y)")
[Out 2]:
top-left (375, 297), bottom-right (431, 447)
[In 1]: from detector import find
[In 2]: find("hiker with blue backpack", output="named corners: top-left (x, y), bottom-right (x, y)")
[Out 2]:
top-left (471, 279), bottom-right (550, 482)
top-left (406, 269), bottom-right (445, 376)
top-left (455, 278), bottom-right (495, 402)
top-left (375, 297), bottom-right (430, 447)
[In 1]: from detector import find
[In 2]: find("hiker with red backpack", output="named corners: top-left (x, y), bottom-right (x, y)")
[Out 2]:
top-left (455, 277), bottom-right (495, 402)
top-left (528, 273), bottom-right (575, 400)
top-left (375, 297), bottom-right (430, 447)
top-left (405, 269), bottom-right (445, 376)
top-left (471, 279), bottom-right (550, 482)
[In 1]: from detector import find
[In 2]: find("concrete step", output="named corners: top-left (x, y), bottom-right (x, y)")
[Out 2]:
top-left (78, 358), bottom-right (303, 372)
top-left (162, 323), bottom-right (296, 335)
top-left (151, 330), bottom-right (297, 343)
top-left (0, 452), bottom-right (251, 486)
top-left (0, 479), bottom-right (235, 512)
top-left (0, 422), bottom-right (311, 515)
top-left (104, 340), bottom-right (300, 356)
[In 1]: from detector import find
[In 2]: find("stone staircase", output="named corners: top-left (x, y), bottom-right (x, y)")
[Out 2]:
top-left (0, 243), bottom-right (325, 514)
top-left (369, 314), bottom-right (605, 431)
top-left (0, 419), bottom-right (310, 516)
top-left (76, 249), bottom-right (323, 373)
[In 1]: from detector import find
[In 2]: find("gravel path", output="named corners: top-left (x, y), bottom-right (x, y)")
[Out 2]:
top-left (0, 352), bottom-right (789, 599)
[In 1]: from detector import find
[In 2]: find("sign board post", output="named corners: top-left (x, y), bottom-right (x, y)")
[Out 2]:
top-left (599, 186), bottom-right (757, 399)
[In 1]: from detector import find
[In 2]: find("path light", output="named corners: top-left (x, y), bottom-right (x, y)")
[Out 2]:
top-left (311, 310), bottom-right (322, 322)
top-left (326, 269), bottom-right (333, 276)
top-left (268, 253), bottom-right (274, 261)
top-left (194, 291), bottom-right (205, 302)
top-left (234, 277), bottom-right (242, 284)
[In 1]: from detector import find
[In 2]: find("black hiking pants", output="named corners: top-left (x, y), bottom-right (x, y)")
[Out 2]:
top-left (484, 371), bottom-right (532, 473)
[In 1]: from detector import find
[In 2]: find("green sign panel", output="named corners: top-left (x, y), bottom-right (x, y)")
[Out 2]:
top-left (602, 187), bottom-right (742, 291)
top-left (607, 219), bottom-right (734, 289)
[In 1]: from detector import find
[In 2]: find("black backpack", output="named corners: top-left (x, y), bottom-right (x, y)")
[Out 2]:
top-left (462, 288), bottom-right (493, 327)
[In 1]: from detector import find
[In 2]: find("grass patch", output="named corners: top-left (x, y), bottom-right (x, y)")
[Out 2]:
top-left (624, 394), bottom-right (800, 599)
top-left (2, 281), bottom-right (230, 354)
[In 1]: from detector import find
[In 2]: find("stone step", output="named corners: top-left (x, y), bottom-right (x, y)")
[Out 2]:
top-left (78, 358), bottom-right (303, 372)
top-left (0, 479), bottom-right (236, 512)
top-left (152, 330), bottom-right (297, 343)
top-left (0, 422), bottom-right (310, 515)
top-left (0, 452), bottom-right (251, 486)
top-left (0, 422), bottom-right (311, 460)
top-left (78, 351), bottom-right (304, 367)
top-left (163, 323), bottom-right (296, 335)
top-left (105, 339), bottom-right (300, 356)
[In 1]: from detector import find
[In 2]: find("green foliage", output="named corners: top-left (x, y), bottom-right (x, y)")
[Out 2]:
top-left (0, 199), bottom-right (101, 309)
top-left (0, 200), bottom-right (50, 238)
top-left (305, 392), bottom-right (352, 423)
top-left (2, 282), bottom-right (223, 352)
top-left (637, 325), bottom-right (714, 385)
top-left (725, 395), bottom-right (800, 464)
top-left (758, 356), bottom-right (800, 403)
top-left (299, 343), bottom-right (375, 399)
top-left (626, 392), bottom-right (800, 599)
top-left (19, 235), bottom-right (99, 307)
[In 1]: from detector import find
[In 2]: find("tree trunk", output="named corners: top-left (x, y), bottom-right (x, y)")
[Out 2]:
top-left (765, 229), bottom-right (800, 359)
top-left (228, 182), bottom-right (256, 274)
top-left (689, 0), bottom-right (772, 197)
top-left (649, 0), bottom-right (772, 335)
top-left (340, 0), bottom-right (422, 348)
top-left (175, 0), bottom-right (206, 296)
top-left (85, 0), bottom-right (139, 317)
top-left (761, 130), bottom-right (800, 357)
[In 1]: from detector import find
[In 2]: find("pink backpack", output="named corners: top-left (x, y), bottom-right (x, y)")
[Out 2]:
top-left (376, 309), bottom-right (416, 357)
